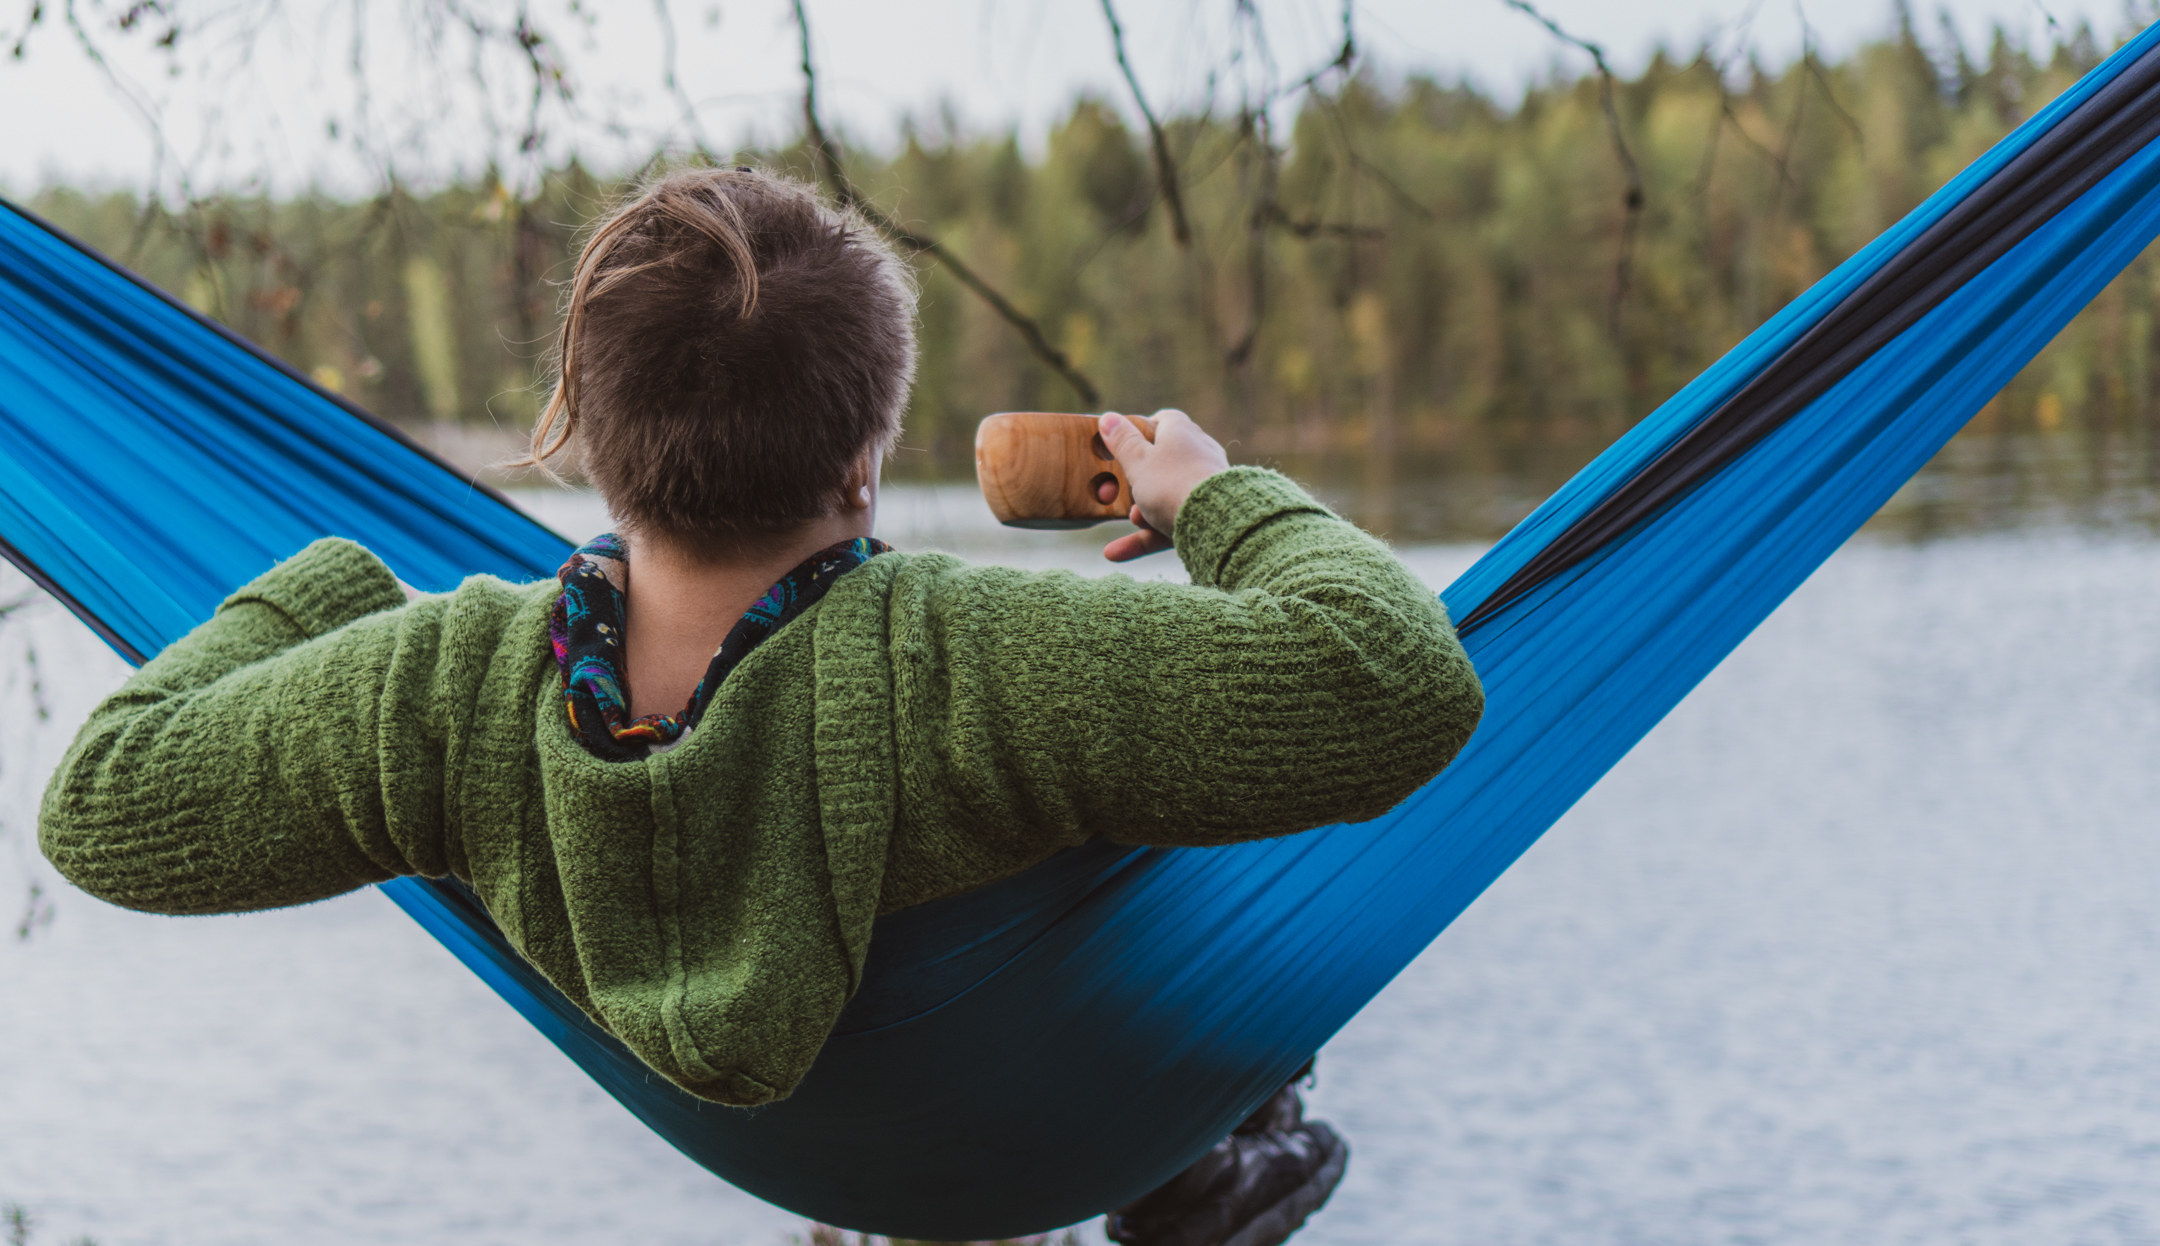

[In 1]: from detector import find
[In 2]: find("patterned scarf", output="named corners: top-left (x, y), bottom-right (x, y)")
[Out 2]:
top-left (548, 532), bottom-right (891, 762)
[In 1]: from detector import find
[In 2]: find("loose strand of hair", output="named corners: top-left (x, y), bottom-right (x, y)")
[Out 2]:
top-left (515, 197), bottom-right (651, 473)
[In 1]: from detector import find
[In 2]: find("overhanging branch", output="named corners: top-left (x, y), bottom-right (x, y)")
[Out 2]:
top-left (792, 0), bottom-right (1100, 408)
top-left (1501, 0), bottom-right (1645, 329)
top-left (1101, 0), bottom-right (1194, 248)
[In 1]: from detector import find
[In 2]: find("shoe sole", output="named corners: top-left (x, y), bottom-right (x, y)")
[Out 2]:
top-left (1217, 1122), bottom-right (1349, 1246)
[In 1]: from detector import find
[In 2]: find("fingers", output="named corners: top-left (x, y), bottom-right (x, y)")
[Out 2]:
top-left (1102, 529), bottom-right (1172, 561)
top-left (1099, 412), bottom-right (1149, 466)
top-left (1098, 413), bottom-right (1140, 504)
top-left (1099, 408), bottom-right (1213, 558)
top-left (1102, 504), bottom-right (1173, 562)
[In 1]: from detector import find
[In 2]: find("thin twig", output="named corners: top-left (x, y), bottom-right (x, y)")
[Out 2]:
top-left (1059, 119), bottom-right (1275, 280)
top-left (435, 0), bottom-right (572, 160)
top-left (1228, 108), bottom-right (1274, 369)
top-left (1266, 208), bottom-right (1385, 240)
top-left (1765, 50), bottom-right (1811, 227)
top-left (6, 0), bottom-right (44, 59)
top-left (14, 881), bottom-right (53, 941)
top-left (1686, 0), bottom-right (1768, 205)
top-left (1344, 146), bottom-right (1435, 220)
top-left (1225, 1), bottom-right (1277, 370)
top-left (1688, 48), bottom-right (1729, 211)
top-left (1244, 3), bottom-right (1366, 234)
top-left (344, 0), bottom-right (398, 186)
top-left (792, 0), bottom-right (1100, 407)
top-left (882, 219), bottom-right (1102, 409)
top-left (1500, 0), bottom-right (1644, 329)
top-left (1278, 0), bottom-right (1356, 101)
top-left (793, 0), bottom-right (843, 189)
top-left (1722, 97), bottom-right (1800, 189)
top-left (1796, 7), bottom-right (1864, 145)
top-left (652, 0), bottom-right (719, 160)
top-left (1802, 49), bottom-right (1863, 144)
top-left (62, 0), bottom-right (197, 205)
top-left (1101, 0), bottom-right (1194, 247)
top-left (1303, 89), bottom-right (1437, 222)
top-left (19, 635), bottom-right (42, 723)
top-left (1220, 0), bottom-right (1375, 374)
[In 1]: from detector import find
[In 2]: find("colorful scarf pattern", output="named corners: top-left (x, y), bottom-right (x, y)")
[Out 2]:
top-left (549, 532), bottom-right (891, 762)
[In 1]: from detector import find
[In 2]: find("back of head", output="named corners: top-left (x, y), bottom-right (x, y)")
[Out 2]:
top-left (531, 166), bottom-right (917, 552)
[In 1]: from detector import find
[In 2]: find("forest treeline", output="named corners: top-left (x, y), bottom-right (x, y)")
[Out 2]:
top-left (25, 15), bottom-right (2160, 529)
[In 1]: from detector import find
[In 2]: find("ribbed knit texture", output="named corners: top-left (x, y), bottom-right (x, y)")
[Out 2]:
top-left (40, 467), bottom-right (1483, 1105)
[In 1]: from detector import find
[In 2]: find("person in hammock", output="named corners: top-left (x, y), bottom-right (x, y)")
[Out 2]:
top-left (38, 166), bottom-right (1483, 1246)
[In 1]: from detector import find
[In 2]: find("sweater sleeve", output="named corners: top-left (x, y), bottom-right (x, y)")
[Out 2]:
top-left (38, 537), bottom-right (458, 915)
top-left (882, 467), bottom-right (1483, 899)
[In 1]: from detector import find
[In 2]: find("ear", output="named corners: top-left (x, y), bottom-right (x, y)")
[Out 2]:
top-left (845, 444), bottom-right (882, 510)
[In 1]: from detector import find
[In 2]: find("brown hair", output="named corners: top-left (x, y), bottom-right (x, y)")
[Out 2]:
top-left (527, 166), bottom-right (917, 550)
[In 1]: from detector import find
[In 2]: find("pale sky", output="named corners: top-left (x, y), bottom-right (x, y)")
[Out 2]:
top-left (0, 0), bottom-right (2143, 195)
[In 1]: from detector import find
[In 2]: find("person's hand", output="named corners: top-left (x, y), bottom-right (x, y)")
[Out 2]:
top-left (1096, 409), bottom-right (1230, 562)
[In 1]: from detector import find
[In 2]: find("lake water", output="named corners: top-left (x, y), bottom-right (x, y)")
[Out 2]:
top-left (7, 480), bottom-right (2160, 1246)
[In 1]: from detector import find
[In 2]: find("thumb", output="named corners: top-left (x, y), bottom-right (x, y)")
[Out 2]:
top-left (1099, 412), bottom-right (1149, 464)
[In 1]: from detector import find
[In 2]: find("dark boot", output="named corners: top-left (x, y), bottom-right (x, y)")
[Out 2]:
top-left (1104, 1065), bottom-right (1349, 1246)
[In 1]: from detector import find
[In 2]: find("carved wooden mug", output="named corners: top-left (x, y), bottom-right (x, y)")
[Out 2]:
top-left (975, 412), bottom-right (1158, 528)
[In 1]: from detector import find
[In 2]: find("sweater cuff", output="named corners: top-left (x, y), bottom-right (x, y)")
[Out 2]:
top-left (1173, 467), bottom-right (1335, 588)
top-left (219, 537), bottom-right (407, 639)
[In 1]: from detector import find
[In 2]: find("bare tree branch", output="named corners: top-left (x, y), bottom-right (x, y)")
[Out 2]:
top-left (1687, 0), bottom-right (1770, 193)
top-left (1802, 48), bottom-right (1863, 144)
top-left (1685, 6), bottom-right (1770, 215)
top-left (1060, 112), bottom-right (1269, 282)
top-left (793, 0), bottom-right (844, 189)
top-left (1227, 108), bottom-right (1275, 370)
top-left (1722, 97), bottom-right (1800, 189)
top-left (1100, 0), bottom-right (1194, 248)
top-left (1222, 0), bottom-right (1374, 369)
top-left (652, 0), bottom-right (719, 160)
top-left (792, 0), bottom-right (1100, 408)
top-left (1274, 0), bottom-right (1357, 103)
top-left (429, 0), bottom-right (573, 160)
top-left (23, 621), bottom-right (46, 723)
top-left (1265, 206), bottom-right (1385, 240)
top-left (15, 881), bottom-right (55, 941)
top-left (61, 0), bottom-right (197, 205)
top-left (881, 218), bottom-right (1103, 409)
top-left (1500, 0), bottom-right (1645, 330)
top-left (1765, 51), bottom-right (1811, 226)
top-left (1219, 114), bottom-right (1386, 371)
top-left (1297, 85), bottom-right (1439, 225)
top-left (1225, 0), bottom-right (1279, 371)
top-left (1343, 145), bottom-right (1436, 220)
top-left (6, 0), bottom-right (46, 59)
top-left (1796, 8), bottom-right (1864, 145)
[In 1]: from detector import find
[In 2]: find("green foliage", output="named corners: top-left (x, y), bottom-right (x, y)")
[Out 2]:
top-left (0, 1202), bottom-right (94, 1246)
top-left (26, 25), bottom-right (2160, 534)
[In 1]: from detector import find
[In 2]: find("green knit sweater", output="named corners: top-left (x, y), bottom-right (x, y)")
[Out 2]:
top-left (39, 468), bottom-right (1482, 1105)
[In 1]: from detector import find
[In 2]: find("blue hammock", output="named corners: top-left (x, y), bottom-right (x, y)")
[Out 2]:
top-left (8, 27), bottom-right (2160, 1238)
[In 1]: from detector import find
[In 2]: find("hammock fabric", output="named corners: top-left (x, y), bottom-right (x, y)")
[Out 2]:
top-left (7, 27), bottom-right (2160, 1238)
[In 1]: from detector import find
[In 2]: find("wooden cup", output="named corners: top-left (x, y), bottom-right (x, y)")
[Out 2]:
top-left (975, 412), bottom-right (1158, 528)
